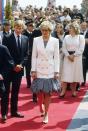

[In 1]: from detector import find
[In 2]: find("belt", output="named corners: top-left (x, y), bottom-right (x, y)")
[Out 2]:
top-left (68, 51), bottom-right (75, 55)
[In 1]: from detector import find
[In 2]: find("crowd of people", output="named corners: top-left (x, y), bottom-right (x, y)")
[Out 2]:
top-left (0, 4), bottom-right (88, 124)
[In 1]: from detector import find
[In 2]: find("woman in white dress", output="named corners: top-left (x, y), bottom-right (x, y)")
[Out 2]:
top-left (31, 21), bottom-right (60, 123)
top-left (60, 22), bottom-right (85, 98)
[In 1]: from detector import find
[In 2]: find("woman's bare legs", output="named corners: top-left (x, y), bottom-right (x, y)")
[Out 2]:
top-left (70, 82), bottom-right (77, 96)
top-left (38, 92), bottom-right (51, 123)
top-left (44, 93), bottom-right (51, 114)
top-left (43, 93), bottom-right (51, 123)
top-left (60, 82), bottom-right (67, 97)
top-left (37, 92), bottom-right (45, 115)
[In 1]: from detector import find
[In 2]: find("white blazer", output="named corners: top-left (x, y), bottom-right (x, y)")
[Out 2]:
top-left (31, 36), bottom-right (60, 78)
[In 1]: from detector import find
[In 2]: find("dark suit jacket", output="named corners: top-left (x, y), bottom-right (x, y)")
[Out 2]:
top-left (82, 31), bottom-right (88, 58)
top-left (2, 33), bottom-right (28, 75)
top-left (23, 29), bottom-right (41, 66)
top-left (0, 45), bottom-right (14, 94)
top-left (0, 44), bottom-right (14, 78)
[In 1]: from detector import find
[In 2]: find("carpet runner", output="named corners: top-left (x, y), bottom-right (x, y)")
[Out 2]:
top-left (0, 78), bottom-right (87, 131)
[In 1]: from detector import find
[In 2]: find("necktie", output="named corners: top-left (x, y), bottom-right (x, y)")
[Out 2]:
top-left (17, 35), bottom-right (21, 54)
top-left (7, 32), bottom-right (9, 35)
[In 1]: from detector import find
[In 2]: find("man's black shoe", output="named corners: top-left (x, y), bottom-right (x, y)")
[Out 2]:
top-left (1, 115), bottom-right (7, 123)
top-left (11, 113), bottom-right (24, 118)
top-left (33, 98), bottom-right (37, 103)
top-left (81, 82), bottom-right (85, 86)
top-left (76, 87), bottom-right (80, 91)
top-left (32, 93), bottom-right (37, 103)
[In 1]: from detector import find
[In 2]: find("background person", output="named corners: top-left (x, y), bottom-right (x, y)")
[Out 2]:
top-left (60, 22), bottom-right (85, 98)
top-left (80, 21), bottom-right (88, 86)
top-left (52, 22), bottom-right (65, 76)
top-left (23, 19), bottom-right (41, 102)
top-left (0, 21), bottom-right (12, 39)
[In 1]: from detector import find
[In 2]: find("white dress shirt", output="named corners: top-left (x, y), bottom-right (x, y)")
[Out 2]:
top-left (14, 32), bottom-right (21, 46)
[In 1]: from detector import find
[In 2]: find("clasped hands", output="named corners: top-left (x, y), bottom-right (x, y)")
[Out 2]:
top-left (68, 55), bottom-right (75, 62)
top-left (14, 65), bottom-right (23, 72)
top-left (31, 72), bottom-right (60, 80)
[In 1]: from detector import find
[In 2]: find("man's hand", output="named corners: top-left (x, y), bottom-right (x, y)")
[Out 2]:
top-left (0, 74), bottom-right (3, 80)
top-left (54, 72), bottom-right (60, 80)
top-left (14, 65), bottom-right (23, 72)
top-left (31, 72), bottom-right (37, 80)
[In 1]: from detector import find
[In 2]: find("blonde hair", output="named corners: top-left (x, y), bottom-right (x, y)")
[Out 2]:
top-left (40, 20), bottom-right (53, 31)
top-left (69, 22), bottom-right (80, 34)
top-left (14, 20), bottom-right (24, 28)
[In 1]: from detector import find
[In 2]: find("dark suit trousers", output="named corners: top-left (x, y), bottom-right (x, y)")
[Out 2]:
top-left (82, 58), bottom-right (88, 83)
top-left (25, 64), bottom-right (31, 87)
top-left (1, 72), bottom-right (22, 116)
top-left (25, 55), bottom-right (31, 87)
top-left (0, 80), bottom-right (5, 96)
top-left (25, 60), bottom-right (37, 101)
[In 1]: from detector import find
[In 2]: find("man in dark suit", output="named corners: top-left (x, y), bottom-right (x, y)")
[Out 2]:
top-left (0, 20), bottom-right (12, 39)
top-left (23, 19), bottom-right (41, 102)
top-left (2, 20), bottom-right (28, 120)
top-left (80, 21), bottom-right (88, 86)
top-left (0, 44), bottom-right (14, 122)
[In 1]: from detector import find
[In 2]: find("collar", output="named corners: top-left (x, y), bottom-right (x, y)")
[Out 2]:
top-left (27, 29), bottom-right (34, 34)
top-left (14, 32), bottom-right (21, 38)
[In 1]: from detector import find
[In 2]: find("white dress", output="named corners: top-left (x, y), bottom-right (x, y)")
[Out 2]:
top-left (61, 35), bottom-right (85, 83)
top-left (31, 36), bottom-right (60, 93)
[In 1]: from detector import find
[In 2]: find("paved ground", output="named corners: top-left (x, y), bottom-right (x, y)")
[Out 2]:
top-left (67, 91), bottom-right (88, 131)
top-left (67, 74), bottom-right (88, 131)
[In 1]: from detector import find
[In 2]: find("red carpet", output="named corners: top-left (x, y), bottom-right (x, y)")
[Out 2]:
top-left (0, 78), bottom-right (88, 131)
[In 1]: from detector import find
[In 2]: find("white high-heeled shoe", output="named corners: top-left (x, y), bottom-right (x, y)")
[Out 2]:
top-left (43, 114), bottom-right (48, 124)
